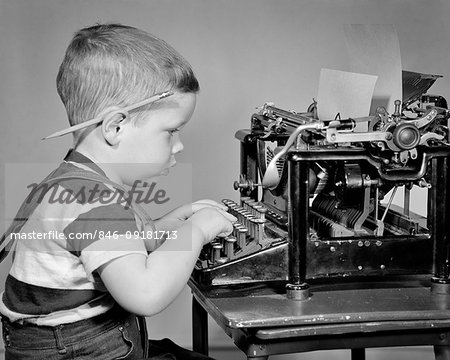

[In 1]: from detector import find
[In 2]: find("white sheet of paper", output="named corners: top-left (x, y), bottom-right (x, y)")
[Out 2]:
top-left (343, 24), bottom-right (402, 115)
top-left (317, 68), bottom-right (377, 121)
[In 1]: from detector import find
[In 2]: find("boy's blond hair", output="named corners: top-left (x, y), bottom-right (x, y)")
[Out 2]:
top-left (56, 23), bottom-right (199, 141)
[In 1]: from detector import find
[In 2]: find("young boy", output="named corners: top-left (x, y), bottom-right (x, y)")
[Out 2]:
top-left (0, 23), bottom-right (235, 359)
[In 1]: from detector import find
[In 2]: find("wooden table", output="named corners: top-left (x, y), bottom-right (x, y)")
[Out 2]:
top-left (189, 277), bottom-right (450, 360)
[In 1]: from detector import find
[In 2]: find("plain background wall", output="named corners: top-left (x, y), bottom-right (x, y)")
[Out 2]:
top-left (1, 0), bottom-right (450, 358)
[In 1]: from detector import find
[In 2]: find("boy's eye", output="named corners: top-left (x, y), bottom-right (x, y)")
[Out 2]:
top-left (168, 129), bottom-right (179, 135)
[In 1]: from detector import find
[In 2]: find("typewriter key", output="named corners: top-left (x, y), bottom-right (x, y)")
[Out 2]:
top-left (225, 237), bottom-right (237, 259)
top-left (212, 243), bottom-right (223, 263)
top-left (237, 227), bottom-right (248, 249)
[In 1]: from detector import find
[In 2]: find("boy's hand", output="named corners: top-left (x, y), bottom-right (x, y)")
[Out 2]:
top-left (190, 207), bottom-right (236, 245)
top-left (170, 199), bottom-right (227, 219)
top-left (155, 199), bottom-right (227, 231)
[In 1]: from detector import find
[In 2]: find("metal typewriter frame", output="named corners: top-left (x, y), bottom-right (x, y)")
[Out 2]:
top-left (193, 71), bottom-right (450, 299)
top-left (236, 122), bottom-right (450, 299)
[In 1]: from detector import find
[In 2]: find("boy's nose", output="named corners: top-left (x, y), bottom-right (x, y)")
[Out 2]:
top-left (172, 133), bottom-right (184, 154)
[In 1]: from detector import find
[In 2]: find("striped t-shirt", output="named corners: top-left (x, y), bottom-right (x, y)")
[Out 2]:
top-left (0, 150), bottom-right (148, 325)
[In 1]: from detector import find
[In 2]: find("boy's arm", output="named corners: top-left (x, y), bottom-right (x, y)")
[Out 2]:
top-left (98, 207), bottom-right (235, 316)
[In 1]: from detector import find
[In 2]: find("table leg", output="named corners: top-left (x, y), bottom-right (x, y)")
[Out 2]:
top-left (351, 348), bottom-right (365, 360)
top-left (435, 346), bottom-right (450, 360)
top-left (192, 296), bottom-right (209, 355)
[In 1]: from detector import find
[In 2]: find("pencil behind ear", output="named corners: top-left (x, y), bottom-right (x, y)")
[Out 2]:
top-left (101, 107), bottom-right (129, 146)
top-left (43, 92), bottom-right (173, 140)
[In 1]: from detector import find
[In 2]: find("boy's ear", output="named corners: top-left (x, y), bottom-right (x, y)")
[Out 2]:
top-left (101, 109), bottom-right (129, 146)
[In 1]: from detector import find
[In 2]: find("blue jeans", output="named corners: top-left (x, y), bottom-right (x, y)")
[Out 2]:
top-left (1, 308), bottom-right (215, 359)
top-left (1, 307), bottom-right (144, 359)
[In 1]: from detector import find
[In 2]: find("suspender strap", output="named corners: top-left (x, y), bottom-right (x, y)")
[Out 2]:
top-left (137, 316), bottom-right (149, 356)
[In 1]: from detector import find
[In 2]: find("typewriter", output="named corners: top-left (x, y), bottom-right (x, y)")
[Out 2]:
top-left (193, 71), bottom-right (450, 299)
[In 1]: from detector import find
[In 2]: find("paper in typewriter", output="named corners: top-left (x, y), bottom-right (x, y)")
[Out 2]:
top-left (343, 24), bottom-right (403, 115)
top-left (317, 68), bottom-right (377, 121)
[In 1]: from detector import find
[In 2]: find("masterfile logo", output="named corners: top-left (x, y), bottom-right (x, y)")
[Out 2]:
top-left (25, 179), bottom-right (170, 210)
